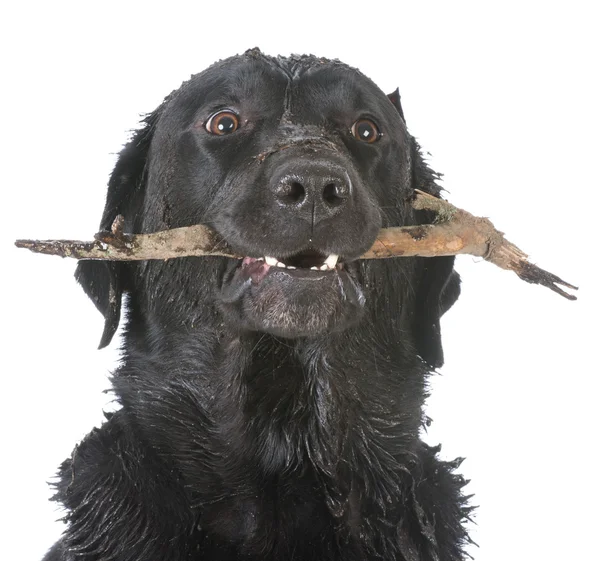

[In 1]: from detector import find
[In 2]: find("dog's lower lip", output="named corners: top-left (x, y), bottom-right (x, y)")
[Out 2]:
top-left (220, 256), bottom-right (357, 306)
top-left (240, 256), bottom-right (345, 284)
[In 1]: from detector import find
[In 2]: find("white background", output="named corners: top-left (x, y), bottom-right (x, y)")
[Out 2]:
top-left (2, 1), bottom-right (598, 560)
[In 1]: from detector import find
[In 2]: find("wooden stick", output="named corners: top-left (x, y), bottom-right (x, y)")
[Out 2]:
top-left (14, 191), bottom-right (578, 300)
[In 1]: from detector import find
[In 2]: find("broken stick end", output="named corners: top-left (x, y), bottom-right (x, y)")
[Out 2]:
top-left (515, 261), bottom-right (578, 301)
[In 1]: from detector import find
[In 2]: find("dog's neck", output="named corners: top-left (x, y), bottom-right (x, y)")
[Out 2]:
top-left (117, 307), bottom-right (426, 473)
top-left (113, 305), bottom-right (429, 550)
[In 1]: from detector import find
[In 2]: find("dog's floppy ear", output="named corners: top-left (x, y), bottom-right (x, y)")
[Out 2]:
top-left (410, 139), bottom-right (461, 368)
top-left (387, 90), bottom-right (460, 367)
top-left (75, 109), bottom-right (160, 349)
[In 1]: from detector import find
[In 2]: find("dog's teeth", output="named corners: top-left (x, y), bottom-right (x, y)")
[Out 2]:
top-left (324, 254), bottom-right (339, 269)
top-left (265, 256), bottom-right (277, 266)
top-left (319, 264), bottom-right (329, 271)
top-left (276, 261), bottom-right (286, 268)
top-left (310, 266), bottom-right (318, 270)
top-left (287, 265), bottom-right (296, 269)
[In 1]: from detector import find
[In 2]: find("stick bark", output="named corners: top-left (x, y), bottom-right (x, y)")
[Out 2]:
top-left (15, 190), bottom-right (578, 300)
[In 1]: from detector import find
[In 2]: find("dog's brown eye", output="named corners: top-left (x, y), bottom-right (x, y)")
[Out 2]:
top-left (351, 119), bottom-right (381, 143)
top-left (205, 110), bottom-right (240, 135)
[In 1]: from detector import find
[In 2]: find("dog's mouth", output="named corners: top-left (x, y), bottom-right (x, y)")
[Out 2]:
top-left (240, 250), bottom-right (344, 284)
top-left (218, 248), bottom-right (365, 337)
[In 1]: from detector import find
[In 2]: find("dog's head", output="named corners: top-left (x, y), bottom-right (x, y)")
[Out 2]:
top-left (76, 49), bottom-right (459, 367)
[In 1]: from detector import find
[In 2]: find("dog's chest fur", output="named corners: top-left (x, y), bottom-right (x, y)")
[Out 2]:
top-left (117, 331), bottom-right (424, 557)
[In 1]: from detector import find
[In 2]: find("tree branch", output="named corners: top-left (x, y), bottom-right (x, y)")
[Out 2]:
top-left (15, 190), bottom-right (578, 300)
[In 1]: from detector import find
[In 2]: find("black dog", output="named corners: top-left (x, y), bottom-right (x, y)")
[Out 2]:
top-left (43, 48), bottom-right (471, 561)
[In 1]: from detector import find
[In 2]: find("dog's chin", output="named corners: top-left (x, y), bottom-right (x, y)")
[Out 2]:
top-left (218, 259), bottom-right (365, 338)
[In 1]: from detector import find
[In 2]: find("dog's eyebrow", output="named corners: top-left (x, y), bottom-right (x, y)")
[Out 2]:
top-left (196, 75), bottom-right (289, 119)
top-left (290, 76), bottom-right (395, 126)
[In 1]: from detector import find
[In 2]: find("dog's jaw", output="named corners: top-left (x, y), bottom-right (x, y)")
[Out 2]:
top-left (218, 257), bottom-right (365, 338)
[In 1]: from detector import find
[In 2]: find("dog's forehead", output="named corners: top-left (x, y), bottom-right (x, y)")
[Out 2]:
top-left (289, 63), bottom-right (392, 119)
top-left (198, 52), bottom-right (374, 93)
top-left (163, 53), bottom-right (391, 124)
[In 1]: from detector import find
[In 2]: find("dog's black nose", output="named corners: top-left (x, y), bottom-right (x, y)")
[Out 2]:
top-left (271, 160), bottom-right (351, 224)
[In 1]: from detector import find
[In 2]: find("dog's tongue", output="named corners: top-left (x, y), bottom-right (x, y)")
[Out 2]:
top-left (242, 257), bottom-right (271, 284)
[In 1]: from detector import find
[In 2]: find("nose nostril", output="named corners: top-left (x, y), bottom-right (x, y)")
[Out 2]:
top-left (278, 181), bottom-right (306, 205)
top-left (289, 182), bottom-right (305, 202)
top-left (322, 182), bottom-right (346, 207)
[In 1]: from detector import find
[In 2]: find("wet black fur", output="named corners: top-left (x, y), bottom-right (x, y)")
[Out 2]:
top-left (44, 49), bottom-right (472, 561)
